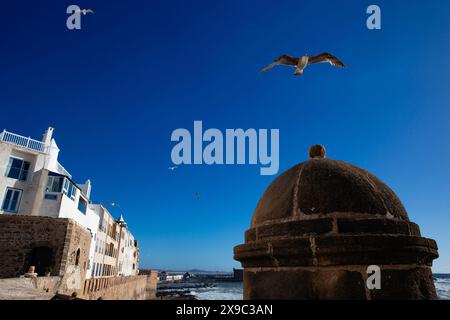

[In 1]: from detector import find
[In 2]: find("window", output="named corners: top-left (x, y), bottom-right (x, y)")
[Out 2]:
top-left (62, 179), bottom-right (76, 200)
top-left (46, 176), bottom-right (76, 200)
top-left (78, 197), bottom-right (87, 214)
top-left (46, 176), bottom-right (63, 193)
top-left (109, 243), bottom-right (114, 257)
top-left (92, 263), bottom-right (96, 277)
top-left (75, 248), bottom-right (81, 266)
top-left (5, 157), bottom-right (30, 181)
top-left (63, 179), bottom-right (68, 193)
top-left (2, 188), bottom-right (22, 213)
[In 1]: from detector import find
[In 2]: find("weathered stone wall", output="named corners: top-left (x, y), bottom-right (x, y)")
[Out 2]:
top-left (34, 276), bottom-right (62, 293)
top-left (242, 265), bottom-right (436, 300)
top-left (144, 270), bottom-right (158, 299)
top-left (0, 215), bottom-right (155, 300)
top-left (0, 215), bottom-right (91, 286)
top-left (0, 273), bottom-right (159, 300)
top-left (57, 219), bottom-right (92, 291)
top-left (80, 273), bottom-right (158, 300)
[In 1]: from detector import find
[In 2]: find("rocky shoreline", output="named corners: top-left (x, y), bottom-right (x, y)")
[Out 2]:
top-left (156, 281), bottom-right (217, 300)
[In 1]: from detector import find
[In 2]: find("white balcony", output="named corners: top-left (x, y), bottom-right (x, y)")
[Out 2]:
top-left (0, 130), bottom-right (47, 153)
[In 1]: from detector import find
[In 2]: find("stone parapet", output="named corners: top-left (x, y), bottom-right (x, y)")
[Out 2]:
top-left (81, 273), bottom-right (158, 300)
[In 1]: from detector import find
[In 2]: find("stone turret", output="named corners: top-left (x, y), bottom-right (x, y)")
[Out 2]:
top-left (234, 145), bottom-right (439, 300)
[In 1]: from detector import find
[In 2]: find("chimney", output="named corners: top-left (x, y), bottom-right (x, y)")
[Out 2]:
top-left (84, 179), bottom-right (92, 199)
top-left (42, 127), bottom-right (54, 145)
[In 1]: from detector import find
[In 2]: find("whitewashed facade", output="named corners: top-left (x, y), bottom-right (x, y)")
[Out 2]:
top-left (0, 127), bottom-right (139, 279)
top-left (90, 204), bottom-right (139, 278)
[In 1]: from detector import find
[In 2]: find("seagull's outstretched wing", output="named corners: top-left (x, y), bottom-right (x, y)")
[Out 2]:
top-left (75, 9), bottom-right (94, 14)
top-left (259, 55), bottom-right (298, 73)
top-left (308, 53), bottom-right (345, 67)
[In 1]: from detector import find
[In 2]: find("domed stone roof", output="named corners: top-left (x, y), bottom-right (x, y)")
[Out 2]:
top-left (251, 145), bottom-right (408, 227)
top-left (235, 145), bottom-right (439, 300)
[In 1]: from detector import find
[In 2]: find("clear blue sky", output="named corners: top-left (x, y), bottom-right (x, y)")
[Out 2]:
top-left (1, 1), bottom-right (449, 272)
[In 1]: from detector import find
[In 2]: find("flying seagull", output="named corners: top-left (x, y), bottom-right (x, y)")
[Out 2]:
top-left (75, 9), bottom-right (94, 15)
top-left (260, 52), bottom-right (345, 76)
top-left (168, 166), bottom-right (178, 171)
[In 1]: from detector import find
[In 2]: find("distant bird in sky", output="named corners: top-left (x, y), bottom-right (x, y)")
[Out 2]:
top-left (195, 192), bottom-right (200, 200)
top-left (260, 52), bottom-right (345, 76)
top-left (75, 9), bottom-right (94, 15)
top-left (168, 166), bottom-right (178, 171)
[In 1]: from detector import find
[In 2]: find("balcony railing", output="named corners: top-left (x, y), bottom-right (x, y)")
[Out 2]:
top-left (0, 130), bottom-right (47, 153)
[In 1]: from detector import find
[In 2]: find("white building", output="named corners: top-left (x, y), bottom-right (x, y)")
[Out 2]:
top-left (0, 127), bottom-right (139, 279)
top-left (90, 204), bottom-right (139, 278)
top-left (158, 272), bottom-right (183, 282)
top-left (118, 220), bottom-right (139, 276)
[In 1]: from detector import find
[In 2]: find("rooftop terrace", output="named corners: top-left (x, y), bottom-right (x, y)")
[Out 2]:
top-left (0, 130), bottom-right (47, 154)
top-left (0, 129), bottom-right (71, 178)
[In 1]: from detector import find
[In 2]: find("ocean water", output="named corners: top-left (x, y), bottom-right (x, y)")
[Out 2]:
top-left (191, 275), bottom-right (450, 300)
top-left (435, 274), bottom-right (450, 300)
top-left (191, 282), bottom-right (243, 300)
